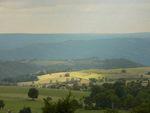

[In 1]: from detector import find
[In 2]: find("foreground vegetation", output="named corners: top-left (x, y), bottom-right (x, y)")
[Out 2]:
top-left (84, 80), bottom-right (150, 112)
top-left (0, 86), bottom-right (130, 113)
top-left (1, 79), bottom-right (150, 113)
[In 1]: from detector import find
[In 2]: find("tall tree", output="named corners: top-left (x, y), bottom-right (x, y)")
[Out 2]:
top-left (28, 88), bottom-right (39, 101)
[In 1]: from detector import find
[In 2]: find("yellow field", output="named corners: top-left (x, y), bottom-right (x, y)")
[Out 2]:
top-left (18, 67), bottom-right (150, 86)
top-left (18, 71), bottom-right (103, 86)
top-left (35, 71), bottom-right (103, 84)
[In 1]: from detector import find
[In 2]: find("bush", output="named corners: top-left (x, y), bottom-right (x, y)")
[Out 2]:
top-left (0, 100), bottom-right (5, 109)
top-left (121, 69), bottom-right (127, 73)
top-left (146, 72), bottom-right (150, 75)
top-left (104, 109), bottom-right (119, 113)
top-left (19, 107), bottom-right (31, 113)
top-left (46, 96), bottom-right (52, 101)
top-left (131, 103), bottom-right (150, 113)
top-left (84, 97), bottom-right (93, 110)
top-left (42, 92), bottom-right (80, 113)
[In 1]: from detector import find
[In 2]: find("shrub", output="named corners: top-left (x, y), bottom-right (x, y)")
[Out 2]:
top-left (19, 107), bottom-right (31, 113)
top-left (104, 109), bottom-right (119, 113)
top-left (42, 92), bottom-right (80, 113)
top-left (0, 100), bottom-right (5, 109)
top-left (131, 103), bottom-right (150, 113)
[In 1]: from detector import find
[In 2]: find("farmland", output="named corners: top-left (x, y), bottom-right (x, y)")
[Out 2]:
top-left (1, 67), bottom-right (150, 113)
top-left (0, 86), bottom-right (129, 113)
top-left (37, 67), bottom-right (150, 82)
top-left (0, 86), bottom-right (88, 113)
top-left (18, 67), bottom-right (150, 86)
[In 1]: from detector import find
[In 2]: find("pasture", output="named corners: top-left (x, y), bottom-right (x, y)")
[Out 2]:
top-left (0, 86), bottom-right (88, 113)
top-left (0, 86), bottom-right (128, 113)
top-left (2, 67), bottom-right (149, 113)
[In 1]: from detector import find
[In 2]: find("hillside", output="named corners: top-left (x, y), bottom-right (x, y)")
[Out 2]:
top-left (0, 58), bottom-right (143, 83)
top-left (0, 58), bottom-right (142, 83)
top-left (0, 61), bottom-right (39, 83)
top-left (0, 33), bottom-right (150, 65)
top-left (32, 58), bottom-right (143, 71)
top-left (18, 66), bottom-right (150, 86)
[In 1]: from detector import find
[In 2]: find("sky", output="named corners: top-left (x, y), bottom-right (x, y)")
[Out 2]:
top-left (0, 0), bottom-right (150, 33)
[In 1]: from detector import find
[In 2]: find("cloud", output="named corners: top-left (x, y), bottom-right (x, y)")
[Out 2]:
top-left (0, 0), bottom-right (150, 33)
top-left (0, 0), bottom-right (150, 9)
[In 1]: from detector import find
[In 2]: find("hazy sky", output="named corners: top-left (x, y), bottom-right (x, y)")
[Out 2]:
top-left (0, 0), bottom-right (150, 33)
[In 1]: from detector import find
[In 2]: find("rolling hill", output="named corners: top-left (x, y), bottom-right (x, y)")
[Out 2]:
top-left (0, 33), bottom-right (150, 65)
top-left (0, 60), bottom-right (40, 83)
top-left (31, 58), bottom-right (143, 71)
top-left (18, 66), bottom-right (150, 86)
top-left (0, 32), bottom-right (150, 83)
top-left (0, 58), bottom-right (143, 83)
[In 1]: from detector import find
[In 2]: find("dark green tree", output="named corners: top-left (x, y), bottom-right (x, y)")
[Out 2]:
top-left (28, 88), bottom-right (39, 100)
top-left (121, 69), bottom-right (127, 73)
top-left (109, 93), bottom-right (120, 109)
top-left (127, 81), bottom-right (142, 97)
top-left (114, 81), bottom-right (127, 98)
top-left (95, 91), bottom-right (112, 108)
top-left (84, 97), bottom-right (94, 110)
top-left (123, 94), bottom-right (135, 109)
top-left (0, 100), bottom-right (5, 109)
top-left (131, 103), bottom-right (150, 113)
top-left (42, 92), bottom-right (80, 113)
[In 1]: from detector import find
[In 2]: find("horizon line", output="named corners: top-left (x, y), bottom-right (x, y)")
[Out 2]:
top-left (0, 32), bottom-right (150, 35)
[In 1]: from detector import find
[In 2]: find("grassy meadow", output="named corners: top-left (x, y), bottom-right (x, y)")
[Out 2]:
top-left (1, 67), bottom-right (149, 113)
top-left (0, 86), bottom-right (129, 113)
top-left (0, 86), bottom-right (88, 113)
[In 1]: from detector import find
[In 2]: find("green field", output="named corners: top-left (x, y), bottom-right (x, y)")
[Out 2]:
top-left (0, 86), bottom-right (87, 113)
top-left (0, 86), bottom-right (129, 113)
top-left (5, 67), bottom-right (150, 113)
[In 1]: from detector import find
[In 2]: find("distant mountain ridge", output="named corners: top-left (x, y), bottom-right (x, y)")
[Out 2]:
top-left (0, 58), bottom-right (143, 83)
top-left (35, 58), bottom-right (143, 71)
top-left (0, 33), bottom-right (150, 65)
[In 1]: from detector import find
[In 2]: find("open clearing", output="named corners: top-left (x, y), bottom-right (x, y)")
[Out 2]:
top-left (0, 86), bottom-right (88, 113)
top-left (36, 72), bottom-right (102, 84)
top-left (0, 86), bottom-right (128, 113)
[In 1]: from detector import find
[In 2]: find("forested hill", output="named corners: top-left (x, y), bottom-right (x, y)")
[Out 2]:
top-left (33, 58), bottom-right (144, 71)
top-left (0, 33), bottom-right (150, 65)
top-left (0, 60), bottom-right (39, 83)
top-left (0, 58), bottom-right (143, 83)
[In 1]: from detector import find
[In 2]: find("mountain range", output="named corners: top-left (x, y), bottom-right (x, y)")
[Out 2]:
top-left (0, 32), bottom-right (150, 65)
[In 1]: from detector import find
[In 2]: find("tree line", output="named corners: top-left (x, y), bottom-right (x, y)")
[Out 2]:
top-left (0, 80), bottom-right (150, 113)
top-left (84, 79), bottom-right (150, 113)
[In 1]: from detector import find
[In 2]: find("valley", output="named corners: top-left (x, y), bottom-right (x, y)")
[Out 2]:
top-left (0, 33), bottom-right (150, 113)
